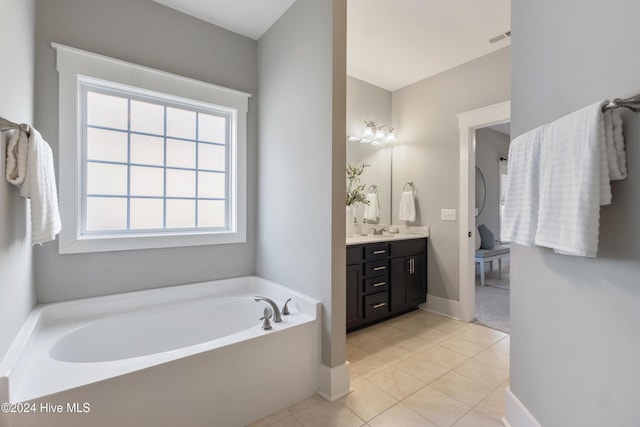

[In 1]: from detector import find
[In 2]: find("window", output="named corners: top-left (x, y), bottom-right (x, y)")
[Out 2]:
top-left (54, 43), bottom-right (250, 253)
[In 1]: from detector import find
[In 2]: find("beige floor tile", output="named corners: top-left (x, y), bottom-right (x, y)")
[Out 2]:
top-left (341, 378), bottom-right (398, 421)
top-left (347, 343), bottom-right (370, 362)
top-left (370, 343), bottom-right (414, 363)
top-left (439, 336), bottom-right (489, 357)
top-left (368, 403), bottom-right (438, 427)
top-left (367, 367), bottom-right (426, 400)
top-left (491, 338), bottom-right (511, 354)
top-left (287, 395), bottom-right (326, 414)
top-left (414, 345), bottom-right (470, 370)
top-left (269, 416), bottom-right (304, 427)
top-left (349, 356), bottom-right (390, 379)
top-left (474, 346), bottom-right (510, 368)
top-left (452, 409), bottom-right (504, 427)
top-left (429, 371), bottom-right (493, 407)
top-left (403, 386), bottom-right (471, 427)
top-left (394, 353), bottom-right (451, 384)
top-left (474, 387), bottom-right (506, 421)
top-left (431, 319), bottom-right (472, 335)
top-left (456, 326), bottom-right (506, 347)
top-left (293, 400), bottom-right (364, 427)
top-left (248, 408), bottom-right (292, 427)
top-left (388, 335), bottom-right (431, 353)
top-left (453, 358), bottom-right (509, 389)
top-left (412, 328), bottom-right (452, 346)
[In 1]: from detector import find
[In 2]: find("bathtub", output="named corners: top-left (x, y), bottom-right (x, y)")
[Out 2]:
top-left (0, 276), bottom-right (322, 427)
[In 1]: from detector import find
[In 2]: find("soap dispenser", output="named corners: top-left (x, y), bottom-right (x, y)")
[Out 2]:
top-left (353, 217), bottom-right (361, 236)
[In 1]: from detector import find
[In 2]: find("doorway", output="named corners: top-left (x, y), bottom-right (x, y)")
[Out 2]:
top-left (457, 101), bottom-right (510, 323)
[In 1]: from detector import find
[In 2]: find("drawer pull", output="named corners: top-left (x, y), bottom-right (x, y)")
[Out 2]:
top-left (372, 302), bottom-right (386, 309)
top-left (372, 266), bottom-right (386, 271)
top-left (372, 281), bottom-right (386, 287)
top-left (373, 250), bottom-right (386, 255)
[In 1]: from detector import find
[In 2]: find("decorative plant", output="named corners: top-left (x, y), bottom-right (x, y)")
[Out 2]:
top-left (346, 163), bottom-right (371, 207)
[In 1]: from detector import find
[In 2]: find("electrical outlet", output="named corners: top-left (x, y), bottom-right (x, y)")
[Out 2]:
top-left (441, 209), bottom-right (457, 222)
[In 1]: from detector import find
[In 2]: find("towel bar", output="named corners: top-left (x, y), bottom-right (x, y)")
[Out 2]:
top-left (602, 96), bottom-right (640, 113)
top-left (0, 117), bottom-right (30, 134)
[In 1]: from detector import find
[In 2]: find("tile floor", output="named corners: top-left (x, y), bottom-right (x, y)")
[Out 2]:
top-left (248, 310), bottom-right (509, 427)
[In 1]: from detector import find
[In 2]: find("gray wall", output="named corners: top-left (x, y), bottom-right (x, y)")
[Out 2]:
top-left (511, 1), bottom-right (640, 426)
top-left (475, 128), bottom-right (510, 239)
top-left (392, 47), bottom-right (510, 301)
top-left (257, 0), bottom-right (347, 367)
top-left (0, 0), bottom-right (36, 360)
top-left (33, 0), bottom-right (258, 303)
top-left (346, 76), bottom-right (392, 225)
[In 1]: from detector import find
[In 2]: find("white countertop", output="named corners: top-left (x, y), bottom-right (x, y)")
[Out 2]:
top-left (346, 232), bottom-right (429, 246)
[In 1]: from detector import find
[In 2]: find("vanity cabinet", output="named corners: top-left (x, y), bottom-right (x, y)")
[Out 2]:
top-left (346, 237), bottom-right (427, 332)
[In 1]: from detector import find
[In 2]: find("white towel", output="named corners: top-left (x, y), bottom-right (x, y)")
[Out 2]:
top-left (363, 193), bottom-right (380, 222)
top-left (398, 190), bottom-right (416, 222)
top-left (5, 127), bottom-right (62, 244)
top-left (500, 125), bottom-right (545, 247)
top-left (535, 101), bottom-right (626, 257)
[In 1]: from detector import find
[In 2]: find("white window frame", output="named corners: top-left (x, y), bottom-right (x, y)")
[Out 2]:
top-left (53, 43), bottom-right (250, 254)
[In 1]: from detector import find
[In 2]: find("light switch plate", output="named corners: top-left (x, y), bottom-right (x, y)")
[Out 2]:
top-left (441, 209), bottom-right (457, 221)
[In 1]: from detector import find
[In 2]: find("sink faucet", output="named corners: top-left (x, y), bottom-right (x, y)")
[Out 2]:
top-left (372, 226), bottom-right (387, 235)
top-left (254, 296), bottom-right (282, 322)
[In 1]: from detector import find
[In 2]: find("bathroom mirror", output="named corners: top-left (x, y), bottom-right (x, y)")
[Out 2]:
top-left (346, 143), bottom-right (391, 225)
top-left (475, 166), bottom-right (486, 217)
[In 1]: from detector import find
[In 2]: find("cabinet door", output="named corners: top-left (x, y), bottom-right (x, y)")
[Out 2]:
top-left (390, 254), bottom-right (427, 312)
top-left (346, 264), bottom-right (362, 329)
top-left (407, 254), bottom-right (426, 306)
top-left (390, 256), bottom-right (410, 311)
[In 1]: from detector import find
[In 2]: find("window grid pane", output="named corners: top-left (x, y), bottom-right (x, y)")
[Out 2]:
top-left (82, 85), bottom-right (230, 235)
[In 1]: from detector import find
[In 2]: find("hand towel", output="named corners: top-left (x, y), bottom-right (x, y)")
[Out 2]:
top-left (535, 101), bottom-right (626, 257)
top-left (363, 193), bottom-right (380, 222)
top-left (5, 127), bottom-right (62, 244)
top-left (398, 190), bottom-right (416, 222)
top-left (500, 125), bottom-right (545, 247)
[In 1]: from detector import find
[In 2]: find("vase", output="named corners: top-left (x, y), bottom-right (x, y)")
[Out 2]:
top-left (346, 206), bottom-right (355, 237)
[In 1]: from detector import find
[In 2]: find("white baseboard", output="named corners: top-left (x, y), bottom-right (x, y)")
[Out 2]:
top-left (318, 362), bottom-right (351, 402)
top-left (421, 294), bottom-right (462, 320)
top-left (503, 387), bottom-right (542, 427)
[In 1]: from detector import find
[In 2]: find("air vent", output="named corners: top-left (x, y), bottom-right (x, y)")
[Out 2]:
top-left (489, 31), bottom-right (511, 44)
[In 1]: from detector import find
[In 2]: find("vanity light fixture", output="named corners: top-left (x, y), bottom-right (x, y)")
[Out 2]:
top-left (348, 120), bottom-right (398, 144)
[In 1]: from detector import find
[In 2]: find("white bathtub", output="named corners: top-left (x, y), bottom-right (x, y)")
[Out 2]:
top-left (0, 276), bottom-right (322, 427)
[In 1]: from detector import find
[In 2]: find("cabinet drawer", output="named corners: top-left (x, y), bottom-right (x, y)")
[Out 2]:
top-left (389, 239), bottom-right (426, 257)
top-left (364, 244), bottom-right (389, 260)
top-left (364, 260), bottom-right (388, 277)
top-left (364, 292), bottom-right (389, 320)
top-left (364, 276), bottom-right (388, 294)
top-left (347, 245), bottom-right (363, 265)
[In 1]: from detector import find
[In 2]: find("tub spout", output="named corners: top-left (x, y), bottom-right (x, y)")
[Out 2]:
top-left (254, 296), bottom-right (282, 322)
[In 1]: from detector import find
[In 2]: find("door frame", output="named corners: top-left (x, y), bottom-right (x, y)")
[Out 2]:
top-left (457, 101), bottom-right (511, 322)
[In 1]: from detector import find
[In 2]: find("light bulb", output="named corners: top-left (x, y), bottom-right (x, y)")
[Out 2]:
top-left (385, 131), bottom-right (397, 143)
top-left (374, 128), bottom-right (385, 140)
top-left (362, 126), bottom-right (375, 139)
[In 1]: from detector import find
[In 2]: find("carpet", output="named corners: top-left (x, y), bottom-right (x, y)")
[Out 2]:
top-left (474, 267), bottom-right (510, 333)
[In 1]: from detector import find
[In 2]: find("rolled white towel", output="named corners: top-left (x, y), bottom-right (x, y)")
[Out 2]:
top-left (398, 190), bottom-right (416, 222)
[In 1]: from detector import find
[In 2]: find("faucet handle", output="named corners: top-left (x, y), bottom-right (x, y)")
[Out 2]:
top-left (282, 298), bottom-right (292, 315)
top-left (260, 307), bottom-right (273, 330)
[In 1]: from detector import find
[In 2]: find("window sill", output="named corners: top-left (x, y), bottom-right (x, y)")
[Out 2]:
top-left (58, 230), bottom-right (246, 254)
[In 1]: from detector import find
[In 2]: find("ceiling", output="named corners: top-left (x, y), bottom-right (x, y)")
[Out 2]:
top-left (152, 0), bottom-right (510, 92)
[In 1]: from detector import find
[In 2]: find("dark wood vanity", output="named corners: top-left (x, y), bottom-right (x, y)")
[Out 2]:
top-left (346, 237), bottom-right (428, 332)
